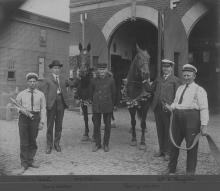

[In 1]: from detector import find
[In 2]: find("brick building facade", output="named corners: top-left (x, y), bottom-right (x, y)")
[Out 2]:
top-left (69, 0), bottom-right (220, 110)
top-left (0, 9), bottom-right (70, 93)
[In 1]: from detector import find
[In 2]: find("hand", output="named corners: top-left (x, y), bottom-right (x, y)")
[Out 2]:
top-left (38, 122), bottom-right (44, 131)
top-left (164, 103), bottom-right (172, 112)
top-left (201, 125), bottom-right (208, 136)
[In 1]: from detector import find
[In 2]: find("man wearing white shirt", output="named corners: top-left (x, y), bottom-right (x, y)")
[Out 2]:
top-left (165, 64), bottom-right (209, 175)
top-left (16, 73), bottom-right (46, 174)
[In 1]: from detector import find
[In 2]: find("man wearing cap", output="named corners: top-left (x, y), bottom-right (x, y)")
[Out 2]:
top-left (39, 60), bottom-right (69, 154)
top-left (151, 59), bottom-right (181, 161)
top-left (165, 64), bottom-right (209, 175)
top-left (15, 73), bottom-right (46, 174)
top-left (90, 67), bottom-right (116, 152)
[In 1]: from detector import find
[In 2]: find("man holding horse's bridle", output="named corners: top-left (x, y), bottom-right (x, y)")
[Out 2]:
top-left (90, 67), bottom-right (116, 152)
top-left (151, 59), bottom-right (181, 161)
top-left (165, 64), bottom-right (209, 175)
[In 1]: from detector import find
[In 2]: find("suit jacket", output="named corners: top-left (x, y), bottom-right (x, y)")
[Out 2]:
top-left (90, 74), bottom-right (116, 113)
top-left (38, 73), bottom-right (69, 110)
top-left (151, 75), bottom-right (181, 111)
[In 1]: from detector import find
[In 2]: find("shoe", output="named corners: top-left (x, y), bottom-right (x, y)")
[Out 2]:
top-left (14, 166), bottom-right (28, 175)
top-left (92, 145), bottom-right (101, 152)
top-left (164, 154), bottom-right (170, 161)
top-left (46, 146), bottom-right (52, 154)
top-left (29, 162), bottom-right (40, 168)
top-left (153, 152), bottom-right (164, 157)
top-left (54, 144), bottom-right (61, 152)
top-left (103, 145), bottom-right (110, 152)
top-left (162, 168), bottom-right (175, 175)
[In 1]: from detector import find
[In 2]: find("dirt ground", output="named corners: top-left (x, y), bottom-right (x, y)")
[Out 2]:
top-left (0, 108), bottom-right (220, 175)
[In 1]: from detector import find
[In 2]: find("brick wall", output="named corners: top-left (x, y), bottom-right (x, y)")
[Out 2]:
top-left (0, 14), bottom-right (70, 92)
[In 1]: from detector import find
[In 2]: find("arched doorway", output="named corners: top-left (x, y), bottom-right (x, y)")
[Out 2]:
top-left (108, 18), bottom-right (158, 106)
top-left (189, 9), bottom-right (220, 112)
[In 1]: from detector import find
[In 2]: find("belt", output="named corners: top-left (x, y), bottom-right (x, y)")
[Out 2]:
top-left (30, 111), bottom-right (40, 114)
top-left (174, 109), bottom-right (199, 112)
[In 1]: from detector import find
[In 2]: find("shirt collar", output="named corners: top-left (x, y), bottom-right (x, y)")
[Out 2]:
top-left (27, 88), bottom-right (36, 93)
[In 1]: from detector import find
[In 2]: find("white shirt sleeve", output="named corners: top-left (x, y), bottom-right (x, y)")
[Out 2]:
top-left (197, 87), bottom-right (209, 126)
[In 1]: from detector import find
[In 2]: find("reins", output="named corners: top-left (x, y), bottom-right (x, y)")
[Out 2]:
top-left (169, 110), bottom-right (201, 150)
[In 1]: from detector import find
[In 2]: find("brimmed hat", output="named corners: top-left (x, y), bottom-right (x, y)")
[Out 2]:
top-left (49, 60), bottom-right (63, 68)
top-left (182, 64), bottom-right (197, 73)
top-left (162, 59), bottom-right (175, 66)
top-left (26, 72), bottom-right (38, 81)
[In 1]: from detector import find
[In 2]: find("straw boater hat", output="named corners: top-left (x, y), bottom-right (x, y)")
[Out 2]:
top-left (182, 64), bottom-right (197, 73)
top-left (48, 60), bottom-right (63, 69)
top-left (161, 59), bottom-right (175, 66)
top-left (26, 73), bottom-right (38, 81)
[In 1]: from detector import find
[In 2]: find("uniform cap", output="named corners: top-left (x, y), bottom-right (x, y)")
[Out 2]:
top-left (182, 64), bottom-right (197, 73)
top-left (26, 72), bottom-right (38, 81)
top-left (162, 59), bottom-right (175, 66)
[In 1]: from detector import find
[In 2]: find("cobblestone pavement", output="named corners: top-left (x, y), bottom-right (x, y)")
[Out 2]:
top-left (0, 108), bottom-right (220, 175)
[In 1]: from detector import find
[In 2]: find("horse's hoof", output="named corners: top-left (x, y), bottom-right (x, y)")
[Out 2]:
top-left (81, 135), bottom-right (90, 142)
top-left (139, 144), bottom-right (146, 150)
top-left (111, 123), bottom-right (117, 128)
top-left (130, 140), bottom-right (137, 146)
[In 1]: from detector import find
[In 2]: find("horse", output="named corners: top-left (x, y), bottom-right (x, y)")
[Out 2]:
top-left (123, 44), bottom-right (153, 150)
top-left (72, 43), bottom-right (94, 142)
top-left (72, 43), bottom-right (116, 142)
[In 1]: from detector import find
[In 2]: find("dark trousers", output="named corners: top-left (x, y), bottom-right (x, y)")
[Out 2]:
top-left (154, 102), bottom-right (171, 155)
top-left (18, 113), bottom-right (40, 168)
top-left (92, 113), bottom-right (112, 147)
top-left (168, 109), bottom-right (200, 174)
top-left (47, 94), bottom-right (65, 147)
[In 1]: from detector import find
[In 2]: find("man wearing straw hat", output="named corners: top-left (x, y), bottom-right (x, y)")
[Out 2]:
top-left (165, 64), bottom-right (209, 175)
top-left (15, 73), bottom-right (46, 174)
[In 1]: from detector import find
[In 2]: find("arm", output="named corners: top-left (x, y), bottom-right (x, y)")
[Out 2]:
top-left (39, 93), bottom-right (46, 130)
top-left (111, 78), bottom-right (116, 105)
top-left (197, 87), bottom-right (209, 135)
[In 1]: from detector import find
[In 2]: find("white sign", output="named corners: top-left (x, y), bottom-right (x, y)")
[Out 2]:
top-left (170, 0), bottom-right (180, 9)
top-left (69, 45), bottom-right (80, 56)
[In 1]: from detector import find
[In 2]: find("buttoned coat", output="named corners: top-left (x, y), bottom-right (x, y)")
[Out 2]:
top-left (90, 74), bottom-right (116, 113)
top-left (151, 75), bottom-right (181, 111)
top-left (38, 73), bottom-right (69, 109)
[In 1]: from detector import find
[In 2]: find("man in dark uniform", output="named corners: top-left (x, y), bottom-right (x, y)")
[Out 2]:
top-left (39, 60), bottom-right (69, 154)
top-left (90, 67), bottom-right (116, 152)
top-left (15, 73), bottom-right (46, 174)
top-left (151, 59), bottom-right (181, 161)
top-left (165, 64), bottom-right (209, 175)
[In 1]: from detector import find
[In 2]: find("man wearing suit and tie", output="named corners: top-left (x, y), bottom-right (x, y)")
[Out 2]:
top-left (151, 59), bottom-right (181, 161)
top-left (39, 60), bottom-right (69, 154)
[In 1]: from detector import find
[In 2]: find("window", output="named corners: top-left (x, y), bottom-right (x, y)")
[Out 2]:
top-left (7, 58), bottom-right (16, 81)
top-left (92, 56), bottom-right (99, 68)
top-left (174, 52), bottom-right (180, 76)
top-left (40, 29), bottom-right (47, 47)
top-left (38, 57), bottom-right (45, 79)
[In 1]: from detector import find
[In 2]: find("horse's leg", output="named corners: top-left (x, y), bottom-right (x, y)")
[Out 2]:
top-left (139, 103), bottom-right (149, 150)
top-left (129, 107), bottom-right (137, 146)
top-left (81, 104), bottom-right (90, 142)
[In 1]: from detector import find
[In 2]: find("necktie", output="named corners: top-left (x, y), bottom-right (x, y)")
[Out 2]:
top-left (56, 76), bottom-right (61, 93)
top-left (178, 84), bottom-right (189, 104)
top-left (31, 90), bottom-right (34, 111)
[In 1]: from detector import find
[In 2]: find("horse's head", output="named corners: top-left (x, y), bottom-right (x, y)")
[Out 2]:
top-left (77, 43), bottom-right (91, 78)
top-left (133, 44), bottom-right (150, 81)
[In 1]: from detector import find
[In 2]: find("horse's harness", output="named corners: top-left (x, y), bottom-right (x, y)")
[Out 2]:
top-left (121, 80), bottom-right (152, 108)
